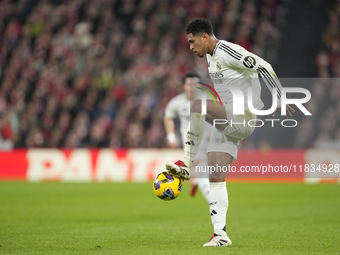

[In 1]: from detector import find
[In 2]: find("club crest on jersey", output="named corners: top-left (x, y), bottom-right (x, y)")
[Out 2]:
top-left (243, 56), bottom-right (256, 68)
top-left (216, 61), bottom-right (222, 70)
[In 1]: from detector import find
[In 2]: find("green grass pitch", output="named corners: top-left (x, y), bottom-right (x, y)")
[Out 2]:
top-left (0, 182), bottom-right (339, 254)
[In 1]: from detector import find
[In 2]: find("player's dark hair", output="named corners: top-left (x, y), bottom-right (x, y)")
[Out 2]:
top-left (182, 72), bottom-right (200, 84)
top-left (186, 18), bottom-right (213, 36)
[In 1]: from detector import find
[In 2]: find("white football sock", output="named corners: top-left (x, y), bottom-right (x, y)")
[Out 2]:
top-left (193, 177), bottom-right (210, 203)
top-left (183, 113), bottom-right (205, 167)
top-left (209, 182), bottom-right (228, 234)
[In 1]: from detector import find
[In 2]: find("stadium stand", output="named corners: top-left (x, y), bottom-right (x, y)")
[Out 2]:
top-left (0, 0), bottom-right (300, 149)
top-left (296, 0), bottom-right (340, 149)
top-left (295, 1), bottom-right (340, 149)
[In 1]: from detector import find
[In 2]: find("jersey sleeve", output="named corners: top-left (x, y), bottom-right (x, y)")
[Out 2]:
top-left (219, 42), bottom-right (282, 107)
top-left (164, 97), bottom-right (178, 119)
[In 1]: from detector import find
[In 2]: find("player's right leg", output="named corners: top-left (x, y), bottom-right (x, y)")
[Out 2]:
top-left (166, 99), bottom-right (227, 180)
top-left (203, 151), bottom-right (233, 247)
top-left (202, 108), bottom-right (256, 247)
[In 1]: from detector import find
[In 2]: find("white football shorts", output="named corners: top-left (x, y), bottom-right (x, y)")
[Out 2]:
top-left (206, 103), bottom-right (256, 160)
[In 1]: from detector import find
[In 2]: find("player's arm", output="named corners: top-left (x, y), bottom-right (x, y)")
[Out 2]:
top-left (220, 42), bottom-right (294, 117)
top-left (164, 99), bottom-right (179, 148)
top-left (251, 58), bottom-right (294, 117)
top-left (163, 116), bottom-right (178, 148)
top-left (249, 56), bottom-right (294, 117)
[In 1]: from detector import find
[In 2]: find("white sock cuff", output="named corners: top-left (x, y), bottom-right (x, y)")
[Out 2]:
top-left (190, 112), bottom-right (205, 122)
top-left (210, 182), bottom-right (226, 189)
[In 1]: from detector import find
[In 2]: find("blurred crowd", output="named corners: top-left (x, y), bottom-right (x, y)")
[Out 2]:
top-left (0, 0), bottom-right (290, 149)
top-left (295, 0), bottom-right (340, 149)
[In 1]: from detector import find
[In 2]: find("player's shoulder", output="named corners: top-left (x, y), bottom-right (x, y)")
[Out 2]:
top-left (167, 93), bottom-right (187, 105)
top-left (216, 40), bottom-right (247, 60)
top-left (218, 40), bottom-right (246, 52)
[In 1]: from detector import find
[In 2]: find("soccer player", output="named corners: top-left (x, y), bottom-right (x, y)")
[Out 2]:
top-left (164, 73), bottom-right (211, 202)
top-left (166, 19), bottom-right (294, 247)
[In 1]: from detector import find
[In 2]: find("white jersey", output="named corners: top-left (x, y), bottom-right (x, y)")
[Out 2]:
top-left (164, 93), bottom-right (190, 144)
top-left (206, 40), bottom-right (282, 109)
top-left (164, 93), bottom-right (212, 151)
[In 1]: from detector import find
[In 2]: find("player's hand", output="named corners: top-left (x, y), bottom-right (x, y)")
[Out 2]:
top-left (272, 105), bottom-right (295, 118)
top-left (166, 132), bottom-right (178, 148)
top-left (168, 141), bottom-right (178, 148)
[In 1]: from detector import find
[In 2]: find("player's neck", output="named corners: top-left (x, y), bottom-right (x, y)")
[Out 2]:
top-left (208, 36), bottom-right (219, 56)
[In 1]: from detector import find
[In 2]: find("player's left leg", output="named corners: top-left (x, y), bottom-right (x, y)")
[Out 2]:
top-left (166, 99), bottom-right (226, 180)
top-left (203, 151), bottom-right (232, 247)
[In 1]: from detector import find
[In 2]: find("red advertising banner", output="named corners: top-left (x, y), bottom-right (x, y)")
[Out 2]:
top-left (0, 150), bottom-right (28, 180)
top-left (0, 149), bottom-right (339, 182)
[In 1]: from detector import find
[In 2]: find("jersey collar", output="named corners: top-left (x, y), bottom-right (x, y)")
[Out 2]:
top-left (212, 41), bottom-right (221, 56)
